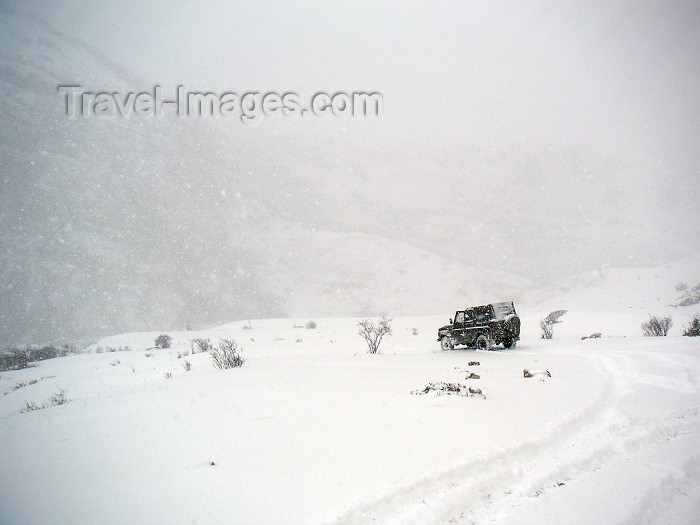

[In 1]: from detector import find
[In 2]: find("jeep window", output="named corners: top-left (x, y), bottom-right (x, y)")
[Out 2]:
top-left (454, 312), bottom-right (465, 324)
top-left (473, 305), bottom-right (491, 322)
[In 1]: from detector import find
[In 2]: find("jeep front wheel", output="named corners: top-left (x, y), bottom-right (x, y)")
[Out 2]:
top-left (440, 336), bottom-right (454, 351)
top-left (475, 334), bottom-right (491, 351)
top-left (502, 338), bottom-right (517, 349)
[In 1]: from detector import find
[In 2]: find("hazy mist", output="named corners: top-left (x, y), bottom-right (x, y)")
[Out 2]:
top-left (1, 1), bottom-right (699, 345)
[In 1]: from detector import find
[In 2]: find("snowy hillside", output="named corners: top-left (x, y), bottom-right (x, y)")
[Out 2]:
top-left (0, 5), bottom-right (533, 345)
top-left (254, 224), bottom-right (534, 318)
top-left (522, 252), bottom-right (700, 338)
top-left (1, 268), bottom-right (699, 523)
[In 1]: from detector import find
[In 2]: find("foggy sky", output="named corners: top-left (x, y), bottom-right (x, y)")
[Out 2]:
top-left (35, 1), bottom-right (699, 241)
top-left (37, 1), bottom-right (700, 163)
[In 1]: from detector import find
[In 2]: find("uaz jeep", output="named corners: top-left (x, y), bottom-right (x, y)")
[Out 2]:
top-left (437, 301), bottom-right (520, 351)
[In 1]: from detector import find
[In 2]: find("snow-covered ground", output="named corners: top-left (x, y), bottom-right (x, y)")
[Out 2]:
top-left (1, 300), bottom-right (699, 524)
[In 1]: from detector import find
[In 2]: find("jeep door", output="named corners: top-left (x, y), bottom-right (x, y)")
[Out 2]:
top-left (452, 311), bottom-right (468, 345)
top-left (462, 309), bottom-right (479, 346)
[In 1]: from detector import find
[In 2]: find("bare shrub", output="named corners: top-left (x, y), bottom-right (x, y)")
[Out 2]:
top-left (10, 380), bottom-right (28, 391)
top-left (21, 389), bottom-right (71, 413)
top-left (190, 338), bottom-right (213, 354)
top-left (21, 401), bottom-right (40, 413)
top-left (49, 389), bottom-right (70, 406)
top-left (210, 338), bottom-right (245, 369)
top-left (683, 315), bottom-right (700, 337)
top-left (358, 317), bottom-right (393, 354)
top-left (540, 310), bottom-right (567, 339)
top-left (155, 334), bottom-right (173, 349)
top-left (305, 321), bottom-right (317, 329)
top-left (181, 360), bottom-right (191, 371)
top-left (642, 315), bottom-right (672, 337)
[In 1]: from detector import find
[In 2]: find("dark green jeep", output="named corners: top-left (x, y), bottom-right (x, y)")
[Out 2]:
top-left (437, 301), bottom-right (520, 351)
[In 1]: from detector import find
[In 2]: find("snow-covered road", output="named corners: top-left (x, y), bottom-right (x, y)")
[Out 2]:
top-left (336, 338), bottom-right (700, 524)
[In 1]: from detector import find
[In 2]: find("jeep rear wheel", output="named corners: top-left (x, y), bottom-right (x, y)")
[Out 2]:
top-left (440, 336), bottom-right (454, 351)
top-left (475, 334), bottom-right (491, 351)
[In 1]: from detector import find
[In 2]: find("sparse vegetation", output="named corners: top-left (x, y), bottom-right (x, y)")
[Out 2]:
top-left (5, 378), bottom-right (41, 395)
top-left (210, 338), bottom-right (245, 369)
top-left (675, 283), bottom-right (700, 307)
top-left (358, 316), bottom-right (393, 354)
top-left (21, 401), bottom-right (40, 412)
top-left (181, 360), bottom-right (191, 371)
top-left (190, 338), bottom-right (214, 354)
top-left (683, 315), bottom-right (700, 337)
top-left (20, 389), bottom-right (71, 413)
top-left (305, 321), bottom-right (317, 329)
top-left (155, 334), bottom-right (173, 349)
top-left (163, 372), bottom-right (172, 379)
top-left (49, 389), bottom-right (70, 406)
top-left (642, 315), bottom-right (673, 337)
top-left (540, 310), bottom-right (567, 339)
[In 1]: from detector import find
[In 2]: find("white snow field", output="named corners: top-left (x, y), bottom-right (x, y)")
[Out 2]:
top-left (1, 304), bottom-right (699, 525)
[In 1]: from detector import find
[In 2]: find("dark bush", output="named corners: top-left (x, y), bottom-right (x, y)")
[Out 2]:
top-left (0, 344), bottom-right (73, 371)
top-left (0, 350), bottom-right (30, 371)
top-left (155, 334), bottom-right (173, 349)
top-left (642, 315), bottom-right (672, 337)
top-left (683, 315), bottom-right (700, 337)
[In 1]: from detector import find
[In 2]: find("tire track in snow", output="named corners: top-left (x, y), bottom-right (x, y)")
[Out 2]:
top-left (330, 347), bottom-right (700, 525)
top-left (330, 350), bottom-right (617, 524)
